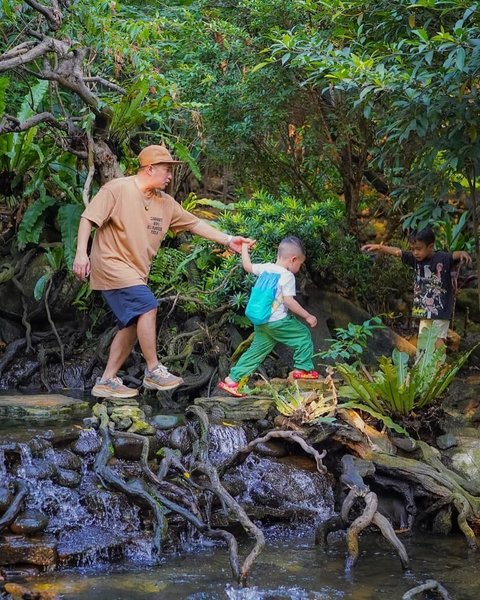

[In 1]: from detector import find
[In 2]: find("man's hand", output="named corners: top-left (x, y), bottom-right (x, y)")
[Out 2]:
top-left (229, 236), bottom-right (255, 254)
top-left (305, 314), bottom-right (317, 328)
top-left (454, 250), bottom-right (472, 265)
top-left (73, 253), bottom-right (91, 281)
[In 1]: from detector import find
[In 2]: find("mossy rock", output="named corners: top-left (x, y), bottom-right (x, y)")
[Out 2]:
top-left (127, 420), bottom-right (155, 435)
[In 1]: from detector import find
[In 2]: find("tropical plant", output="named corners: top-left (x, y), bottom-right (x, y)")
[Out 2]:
top-left (271, 380), bottom-right (337, 426)
top-left (219, 190), bottom-right (373, 298)
top-left (316, 316), bottom-right (385, 364)
top-left (337, 326), bottom-right (476, 432)
top-left (33, 246), bottom-right (66, 301)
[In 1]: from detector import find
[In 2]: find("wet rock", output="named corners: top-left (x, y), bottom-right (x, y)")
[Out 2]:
top-left (82, 416), bottom-right (99, 428)
top-left (194, 396), bottom-right (273, 421)
top-left (445, 436), bottom-right (480, 494)
top-left (169, 426), bottom-right (193, 454)
top-left (1, 566), bottom-right (40, 579)
top-left (222, 476), bottom-right (247, 498)
top-left (57, 526), bottom-right (130, 564)
top-left (53, 468), bottom-right (81, 488)
top-left (141, 403), bottom-right (153, 417)
top-left (41, 426), bottom-right (81, 446)
top-left (110, 406), bottom-right (145, 422)
top-left (254, 440), bottom-right (288, 458)
top-left (107, 397), bottom-right (140, 408)
top-left (0, 534), bottom-right (57, 566)
top-left (10, 509), bottom-right (48, 535)
top-left (127, 420), bottom-right (155, 435)
top-left (0, 484), bottom-right (13, 513)
top-left (432, 504), bottom-right (452, 535)
top-left (443, 374), bottom-right (480, 426)
top-left (4, 582), bottom-right (60, 599)
top-left (391, 436), bottom-right (417, 452)
top-left (113, 417), bottom-right (133, 431)
top-left (0, 394), bottom-right (89, 421)
top-left (154, 429), bottom-right (170, 449)
top-left (14, 458), bottom-right (55, 480)
top-left (52, 449), bottom-right (82, 471)
top-left (71, 430), bottom-right (102, 455)
top-left (227, 455), bottom-right (333, 516)
top-left (436, 433), bottom-right (457, 450)
top-left (29, 437), bottom-right (52, 457)
top-left (256, 419), bottom-right (271, 431)
top-left (112, 433), bottom-right (160, 460)
top-left (152, 414), bottom-right (185, 430)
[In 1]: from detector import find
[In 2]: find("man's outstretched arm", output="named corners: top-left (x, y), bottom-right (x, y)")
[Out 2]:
top-left (188, 220), bottom-right (254, 254)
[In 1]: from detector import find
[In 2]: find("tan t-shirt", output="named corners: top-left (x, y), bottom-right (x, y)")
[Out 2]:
top-left (81, 176), bottom-right (199, 290)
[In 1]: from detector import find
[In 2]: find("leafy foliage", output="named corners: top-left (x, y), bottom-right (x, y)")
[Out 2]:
top-left (337, 326), bottom-right (476, 426)
top-left (316, 316), bottom-right (385, 364)
top-left (271, 380), bottom-right (337, 425)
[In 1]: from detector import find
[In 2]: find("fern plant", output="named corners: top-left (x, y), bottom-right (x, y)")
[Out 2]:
top-left (269, 380), bottom-right (336, 425)
top-left (337, 326), bottom-right (476, 430)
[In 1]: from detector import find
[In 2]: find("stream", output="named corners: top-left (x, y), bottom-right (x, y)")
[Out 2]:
top-left (18, 530), bottom-right (479, 599)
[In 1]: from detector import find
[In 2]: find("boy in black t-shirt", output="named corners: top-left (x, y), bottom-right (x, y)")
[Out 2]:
top-left (362, 227), bottom-right (472, 347)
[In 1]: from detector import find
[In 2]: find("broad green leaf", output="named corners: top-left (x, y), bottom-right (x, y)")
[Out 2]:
top-left (58, 204), bottom-right (84, 270)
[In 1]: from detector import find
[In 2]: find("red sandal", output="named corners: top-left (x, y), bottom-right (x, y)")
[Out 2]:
top-left (217, 380), bottom-right (247, 398)
top-left (291, 369), bottom-right (319, 380)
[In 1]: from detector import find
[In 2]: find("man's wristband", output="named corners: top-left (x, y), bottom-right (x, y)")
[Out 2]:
top-left (225, 234), bottom-right (233, 245)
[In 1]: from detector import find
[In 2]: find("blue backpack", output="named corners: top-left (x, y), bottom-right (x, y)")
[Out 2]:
top-left (245, 271), bottom-right (281, 325)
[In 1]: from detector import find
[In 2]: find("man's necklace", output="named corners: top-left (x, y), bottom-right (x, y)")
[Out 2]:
top-left (143, 191), bottom-right (155, 211)
top-left (134, 177), bottom-right (155, 210)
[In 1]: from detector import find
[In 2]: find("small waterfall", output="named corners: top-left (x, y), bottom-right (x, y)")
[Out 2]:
top-left (229, 455), bottom-right (334, 522)
top-left (208, 423), bottom-right (248, 466)
top-left (0, 448), bottom-right (6, 479)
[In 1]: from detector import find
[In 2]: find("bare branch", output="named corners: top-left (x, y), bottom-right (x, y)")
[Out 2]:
top-left (0, 112), bottom-right (68, 134)
top-left (0, 41), bottom-right (38, 61)
top-left (0, 38), bottom-right (60, 72)
top-left (24, 0), bottom-right (63, 30)
top-left (84, 77), bottom-right (126, 95)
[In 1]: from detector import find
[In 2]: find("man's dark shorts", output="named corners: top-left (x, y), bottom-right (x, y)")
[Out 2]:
top-left (102, 285), bottom-right (158, 329)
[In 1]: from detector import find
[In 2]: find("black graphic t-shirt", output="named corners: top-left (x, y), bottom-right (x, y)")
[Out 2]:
top-left (401, 250), bottom-right (455, 319)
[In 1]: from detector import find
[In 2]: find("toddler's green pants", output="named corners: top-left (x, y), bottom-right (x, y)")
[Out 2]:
top-left (229, 315), bottom-right (314, 382)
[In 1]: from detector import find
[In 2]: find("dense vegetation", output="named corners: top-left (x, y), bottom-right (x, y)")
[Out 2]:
top-left (0, 0), bottom-right (478, 329)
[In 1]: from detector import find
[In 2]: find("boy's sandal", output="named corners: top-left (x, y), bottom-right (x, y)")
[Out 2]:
top-left (291, 369), bottom-right (319, 380)
top-left (217, 380), bottom-right (246, 398)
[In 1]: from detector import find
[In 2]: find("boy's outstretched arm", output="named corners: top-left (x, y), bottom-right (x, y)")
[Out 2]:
top-left (283, 296), bottom-right (317, 328)
top-left (361, 243), bottom-right (402, 258)
top-left (452, 250), bottom-right (473, 265)
top-left (241, 241), bottom-right (254, 273)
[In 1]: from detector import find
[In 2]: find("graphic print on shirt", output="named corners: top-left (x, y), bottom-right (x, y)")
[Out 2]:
top-left (402, 251), bottom-right (454, 320)
top-left (412, 260), bottom-right (447, 318)
top-left (147, 216), bottom-right (163, 237)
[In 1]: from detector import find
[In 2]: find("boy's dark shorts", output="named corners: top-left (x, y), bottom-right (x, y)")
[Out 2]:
top-left (102, 285), bottom-right (158, 329)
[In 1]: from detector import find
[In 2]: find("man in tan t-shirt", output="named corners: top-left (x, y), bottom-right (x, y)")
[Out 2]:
top-left (73, 144), bottom-right (253, 398)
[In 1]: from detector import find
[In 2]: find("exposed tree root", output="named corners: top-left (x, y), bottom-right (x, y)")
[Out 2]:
top-left (316, 452), bottom-right (409, 571)
top-left (335, 409), bottom-right (480, 550)
top-left (94, 405), bottom-right (167, 557)
top-left (218, 430), bottom-right (327, 476)
top-left (185, 405), bottom-right (265, 585)
top-left (0, 480), bottom-right (28, 533)
top-left (402, 579), bottom-right (452, 600)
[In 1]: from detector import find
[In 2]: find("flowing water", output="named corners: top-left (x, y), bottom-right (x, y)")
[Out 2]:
top-left (2, 399), bottom-right (479, 599)
top-left (19, 529), bottom-right (479, 599)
